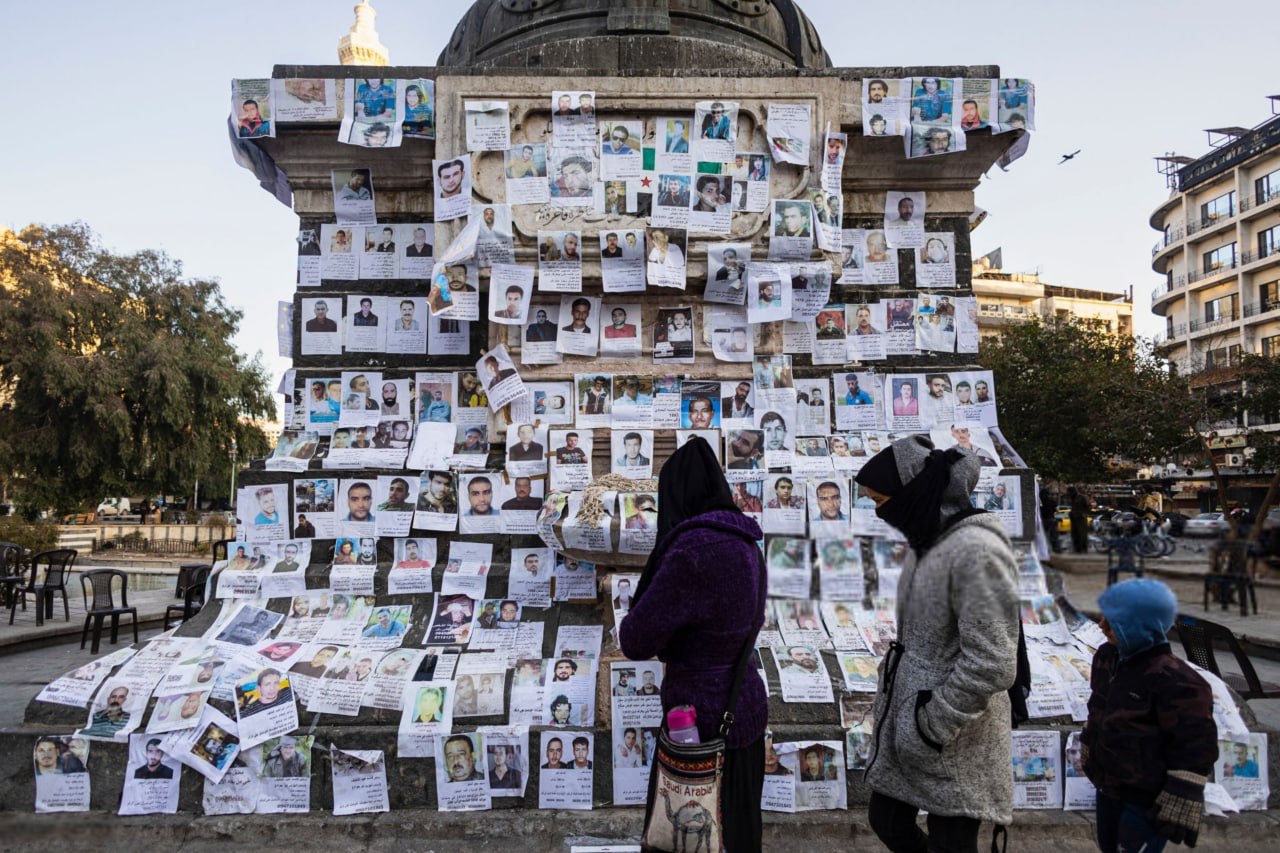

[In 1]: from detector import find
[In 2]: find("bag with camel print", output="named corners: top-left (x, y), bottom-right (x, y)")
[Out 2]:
top-left (640, 633), bottom-right (758, 853)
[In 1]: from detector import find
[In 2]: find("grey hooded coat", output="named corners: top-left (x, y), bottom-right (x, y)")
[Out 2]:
top-left (864, 437), bottom-right (1020, 824)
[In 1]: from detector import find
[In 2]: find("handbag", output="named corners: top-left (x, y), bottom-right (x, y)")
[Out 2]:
top-left (640, 632), bottom-right (758, 853)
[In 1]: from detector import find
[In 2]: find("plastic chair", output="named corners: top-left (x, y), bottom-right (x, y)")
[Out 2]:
top-left (1174, 613), bottom-right (1280, 700)
top-left (211, 539), bottom-right (234, 564)
top-left (1104, 536), bottom-right (1144, 586)
top-left (79, 569), bottom-right (139, 654)
top-left (8, 549), bottom-right (75, 626)
top-left (0, 542), bottom-right (24, 607)
top-left (1204, 540), bottom-right (1257, 616)
top-left (165, 566), bottom-right (209, 630)
top-left (175, 562), bottom-right (210, 598)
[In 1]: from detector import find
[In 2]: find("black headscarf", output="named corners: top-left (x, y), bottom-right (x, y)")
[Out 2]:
top-left (633, 436), bottom-right (740, 604)
top-left (855, 443), bottom-right (966, 554)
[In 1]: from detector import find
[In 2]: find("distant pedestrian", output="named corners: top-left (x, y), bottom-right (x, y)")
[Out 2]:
top-left (1039, 485), bottom-right (1060, 553)
top-left (1068, 486), bottom-right (1089, 553)
top-left (1083, 579), bottom-right (1215, 851)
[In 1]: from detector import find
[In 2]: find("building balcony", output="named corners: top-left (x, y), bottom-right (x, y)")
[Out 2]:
top-left (1155, 324), bottom-right (1189, 347)
top-left (976, 303), bottom-right (1034, 325)
top-left (1240, 184), bottom-right (1280, 217)
top-left (1242, 300), bottom-right (1280, 318)
top-left (1187, 258), bottom-right (1240, 285)
top-left (1152, 225), bottom-right (1185, 266)
top-left (1189, 314), bottom-right (1239, 335)
top-left (1186, 209), bottom-right (1236, 238)
top-left (1241, 242), bottom-right (1280, 270)
top-left (1151, 274), bottom-right (1188, 314)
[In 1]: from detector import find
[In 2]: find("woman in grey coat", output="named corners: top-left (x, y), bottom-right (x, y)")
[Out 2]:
top-left (854, 435), bottom-right (1019, 852)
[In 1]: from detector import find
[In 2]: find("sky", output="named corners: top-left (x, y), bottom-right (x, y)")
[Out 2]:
top-left (2, 0), bottom-right (1277, 396)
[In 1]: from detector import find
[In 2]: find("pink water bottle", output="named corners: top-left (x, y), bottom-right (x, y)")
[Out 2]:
top-left (667, 705), bottom-right (700, 744)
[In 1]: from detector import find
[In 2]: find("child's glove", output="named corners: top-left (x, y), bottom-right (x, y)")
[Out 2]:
top-left (1148, 770), bottom-right (1206, 847)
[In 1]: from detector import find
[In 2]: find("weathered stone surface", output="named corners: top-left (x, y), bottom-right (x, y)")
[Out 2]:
top-left (2, 805), bottom-right (1279, 852)
top-left (436, 0), bottom-right (832, 72)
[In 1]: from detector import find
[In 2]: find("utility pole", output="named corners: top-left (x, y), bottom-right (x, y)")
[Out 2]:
top-left (228, 438), bottom-right (239, 517)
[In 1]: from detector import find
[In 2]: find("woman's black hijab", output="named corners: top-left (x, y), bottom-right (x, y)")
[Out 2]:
top-left (633, 436), bottom-right (740, 603)
top-left (855, 440), bottom-right (966, 555)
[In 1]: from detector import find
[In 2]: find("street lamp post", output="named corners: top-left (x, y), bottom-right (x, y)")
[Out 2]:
top-left (229, 438), bottom-right (239, 515)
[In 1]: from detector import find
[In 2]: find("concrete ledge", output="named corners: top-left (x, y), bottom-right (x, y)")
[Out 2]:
top-left (0, 807), bottom-right (1276, 852)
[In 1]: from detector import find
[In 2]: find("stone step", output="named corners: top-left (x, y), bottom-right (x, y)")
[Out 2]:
top-left (0, 806), bottom-right (1277, 851)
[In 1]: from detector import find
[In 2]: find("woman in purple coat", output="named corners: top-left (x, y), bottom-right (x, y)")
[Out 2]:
top-left (620, 436), bottom-right (767, 851)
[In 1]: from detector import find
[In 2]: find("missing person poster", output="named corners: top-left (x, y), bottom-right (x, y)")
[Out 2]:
top-left (862, 77), bottom-right (906, 138)
top-left (119, 733), bottom-right (182, 815)
top-left (341, 78), bottom-right (402, 148)
top-left (1011, 729), bottom-right (1063, 809)
top-left (480, 726), bottom-right (530, 799)
top-left (476, 345), bottom-right (527, 411)
top-left (398, 681), bottom-right (456, 759)
top-left (33, 735), bottom-right (91, 813)
top-left (234, 667), bottom-right (299, 749)
top-left (435, 732), bottom-right (493, 811)
top-left (505, 141), bottom-right (550, 205)
top-left (1216, 733), bottom-right (1269, 810)
top-left (158, 704), bottom-right (241, 784)
top-left (538, 730), bottom-right (593, 810)
top-left (779, 741), bottom-right (847, 811)
top-left (330, 745), bottom-right (390, 815)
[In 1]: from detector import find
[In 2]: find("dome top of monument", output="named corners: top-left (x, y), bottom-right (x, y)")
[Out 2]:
top-left (437, 0), bottom-right (831, 72)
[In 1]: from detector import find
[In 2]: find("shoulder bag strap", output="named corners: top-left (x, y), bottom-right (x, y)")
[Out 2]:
top-left (718, 550), bottom-right (766, 739)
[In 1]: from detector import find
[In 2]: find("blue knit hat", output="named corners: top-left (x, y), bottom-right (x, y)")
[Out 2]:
top-left (1097, 578), bottom-right (1177, 659)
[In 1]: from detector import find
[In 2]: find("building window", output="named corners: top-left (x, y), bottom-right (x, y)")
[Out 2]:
top-left (1262, 334), bottom-right (1280, 357)
top-left (1206, 384), bottom-right (1245, 426)
top-left (1201, 190), bottom-right (1236, 223)
top-left (1259, 224), bottom-right (1280, 259)
top-left (1260, 280), bottom-right (1280, 311)
top-left (1166, 317), bottom-right (1175, 339)
top-left (1257, 168), bottom-right (1280, 206)
top-left (1203, 242), bottom-right (1237, 274)
top-left (1204, 345), bottom-right (1241, 369)
top-left (1204, 294), bottom-right (1237, 324)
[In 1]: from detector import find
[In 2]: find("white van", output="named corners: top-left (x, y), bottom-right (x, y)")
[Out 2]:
top-left (96, 498), bottom-right (132, 517)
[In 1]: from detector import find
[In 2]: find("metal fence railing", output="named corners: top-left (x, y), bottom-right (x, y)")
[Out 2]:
top-left (96, 536), bottom-right (206, 556)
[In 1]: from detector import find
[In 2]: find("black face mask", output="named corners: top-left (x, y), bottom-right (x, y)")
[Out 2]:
top-left (873, 448), bottom-right (964, 554)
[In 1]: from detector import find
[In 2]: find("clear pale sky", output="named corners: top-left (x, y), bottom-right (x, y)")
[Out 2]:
top-left (2, 0), bottom-right (1275, 389)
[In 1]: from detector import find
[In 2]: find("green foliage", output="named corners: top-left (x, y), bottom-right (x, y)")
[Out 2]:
top-left (979, 316), bottom-right (1196, 483)
top-left (0, 224), bottom-right (275, 517)
top-left (0, 518), bottom-right (60, 554)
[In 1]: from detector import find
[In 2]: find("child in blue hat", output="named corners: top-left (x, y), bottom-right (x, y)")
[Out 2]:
top-left (1081, 579), bottom-right (1216, 851)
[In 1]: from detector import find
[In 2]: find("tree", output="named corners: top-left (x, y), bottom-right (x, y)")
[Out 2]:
top-left (0, 224), bottom-right (274, 517)
top-left (979, 316), bottom-right (1196, 484)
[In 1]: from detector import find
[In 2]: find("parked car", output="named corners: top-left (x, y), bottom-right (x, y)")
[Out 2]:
top-left (1184, 512), bottom-right (1230, 537)
top-left (1261, 506), bottom-right (1280, 531)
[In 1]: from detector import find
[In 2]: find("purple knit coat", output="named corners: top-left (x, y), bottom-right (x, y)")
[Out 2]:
top-left (618, 510), bottom-right (767, 748)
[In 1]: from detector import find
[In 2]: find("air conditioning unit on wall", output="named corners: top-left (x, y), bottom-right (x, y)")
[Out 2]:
top-left (1225, 453), bottom-right (1245, 467)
